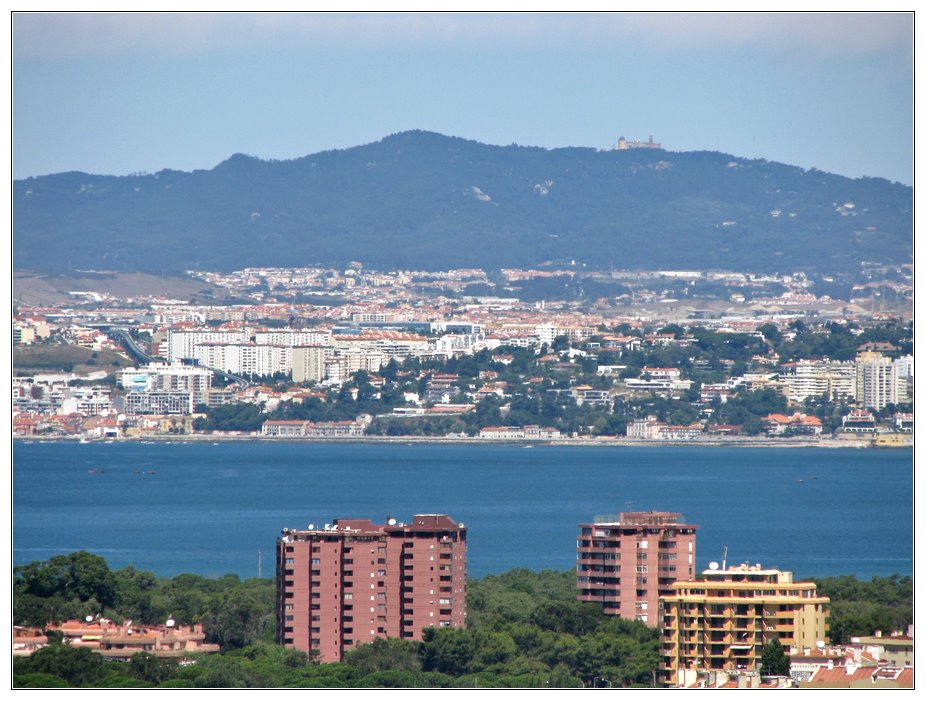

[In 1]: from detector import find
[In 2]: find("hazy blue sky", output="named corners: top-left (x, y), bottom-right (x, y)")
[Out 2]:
top-left (13, 12), bottom-right (913, 183)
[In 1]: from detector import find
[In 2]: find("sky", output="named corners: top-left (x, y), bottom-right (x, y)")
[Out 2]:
top-left (12, 12), bottom-right (914, 184)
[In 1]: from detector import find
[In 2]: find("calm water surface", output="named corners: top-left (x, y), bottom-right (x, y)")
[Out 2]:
top-left (13, 442), bottom-right (912, 580)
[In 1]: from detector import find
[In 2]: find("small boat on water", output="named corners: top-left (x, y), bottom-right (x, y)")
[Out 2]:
top-left (144, 470), bottom-right (156, 475)
top-left (86, 468), bottom-right (105, 474)
top-left (794, 479), bottom-right (804, 484)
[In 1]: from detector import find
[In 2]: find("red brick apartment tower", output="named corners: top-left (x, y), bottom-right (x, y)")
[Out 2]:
top-left (276, 514), bottom-right (467, 662)
top-left (577, 511), bottom-right (697, 625)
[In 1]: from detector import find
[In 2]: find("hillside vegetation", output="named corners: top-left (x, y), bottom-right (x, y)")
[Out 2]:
top-left (14, 131), bottom-right (911, 276)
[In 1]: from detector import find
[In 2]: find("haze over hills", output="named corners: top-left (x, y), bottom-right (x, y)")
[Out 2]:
top-left (13, 130), bottom-right (911, 278)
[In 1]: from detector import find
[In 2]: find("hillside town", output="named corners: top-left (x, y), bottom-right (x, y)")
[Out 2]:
top-left (13, 265), bottom-right (913, 446)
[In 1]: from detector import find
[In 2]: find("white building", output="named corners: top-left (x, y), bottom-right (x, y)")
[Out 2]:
top-left (856, 352), bottom-right (898, 411)
top-left (124, 390), bottom-right (195, 415)
top-left (119, 363), bottom-right (213, 404)
top-left (192, 342), bottom-right (290, 377)
top-left (291, 346), bottom-right (330, 383)
top-left (778, 359), bottom-right (856, 405)
top-left (166, 329), bottom-right (250, 362)
top-left (253, 329), bottom-right (331, 347)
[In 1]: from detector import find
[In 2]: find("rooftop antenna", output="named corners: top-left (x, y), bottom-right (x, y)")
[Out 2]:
top-left (721, 545), bottom-right (728, 570)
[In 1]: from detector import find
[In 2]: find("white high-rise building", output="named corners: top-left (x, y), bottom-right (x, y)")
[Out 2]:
top-left (855, 351), bottom-right (898, 410)
top-left (291, 346), bottom-right (330, 383)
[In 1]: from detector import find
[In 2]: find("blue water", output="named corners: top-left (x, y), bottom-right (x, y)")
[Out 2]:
top-left (13, 442), bottom-right (912, 581)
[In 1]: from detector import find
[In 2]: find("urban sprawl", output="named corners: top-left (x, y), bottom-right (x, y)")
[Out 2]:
top-left (13, 264), bottom-right (913, 446)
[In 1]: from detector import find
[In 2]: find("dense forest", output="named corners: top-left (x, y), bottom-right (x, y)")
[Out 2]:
top-left (13, 552), bottom-right (913, 688)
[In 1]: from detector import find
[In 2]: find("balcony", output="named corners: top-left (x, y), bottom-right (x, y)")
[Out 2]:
top-left (578, 593), bottom-right (621, 603)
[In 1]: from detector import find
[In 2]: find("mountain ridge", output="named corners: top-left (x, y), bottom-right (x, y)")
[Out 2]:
top-left (13, 130), bottom-right (911, 277)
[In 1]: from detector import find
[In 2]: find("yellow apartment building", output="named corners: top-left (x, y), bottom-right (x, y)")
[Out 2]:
top-left (659, 563), bottom-right (829, 687)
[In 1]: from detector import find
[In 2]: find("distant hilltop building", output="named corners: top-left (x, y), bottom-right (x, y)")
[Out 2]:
top-left (616, 135), bottom-right (662, 150)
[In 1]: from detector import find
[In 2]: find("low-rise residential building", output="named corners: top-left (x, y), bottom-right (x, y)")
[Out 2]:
top-left (261, 417), bottom-right (371, 438)
top-left (124, 390), bottom-right (195, 415)
top-left (657, 424), bottom-right (703, 440)
top-left (628, 416), bottom-right (662, 440)
top-left (893, 413), bottom-right (914, 433)
top-left (30, 619), bottom-right (220, 660)
top-left (800, 663), bottom-right (913, 689)
top-left (762, 413), bottom-right (824, 436)
top-left (478, 425), bottom-right (561, 440)
top-left (841, 409), bottom-right (877, 433)
top-left (853, 629), bottom-right (914, 667)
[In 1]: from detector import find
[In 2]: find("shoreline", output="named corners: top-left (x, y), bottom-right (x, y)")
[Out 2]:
top-left (14, 434), bottom-right (910, 449)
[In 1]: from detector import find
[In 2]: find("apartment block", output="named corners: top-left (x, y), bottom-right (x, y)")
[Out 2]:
top-left (192, 342), bottom-right (291, 376)
top-left (291, 346), bottom-right (330, 383)
top-left (276, 514), bottom-right (467, 662)
top-left (165, 329), bottom-right (250, 363)
top-left (855, 351), bottom-right (898, 411)
top-left (659, 564), bottom-right (830, 687)
top-left (123, 390), bottom-right (194, 415)
top-left (577, 511), bottom-right (697, 625)
top-left (778, 359), bottom-right (856, 405)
